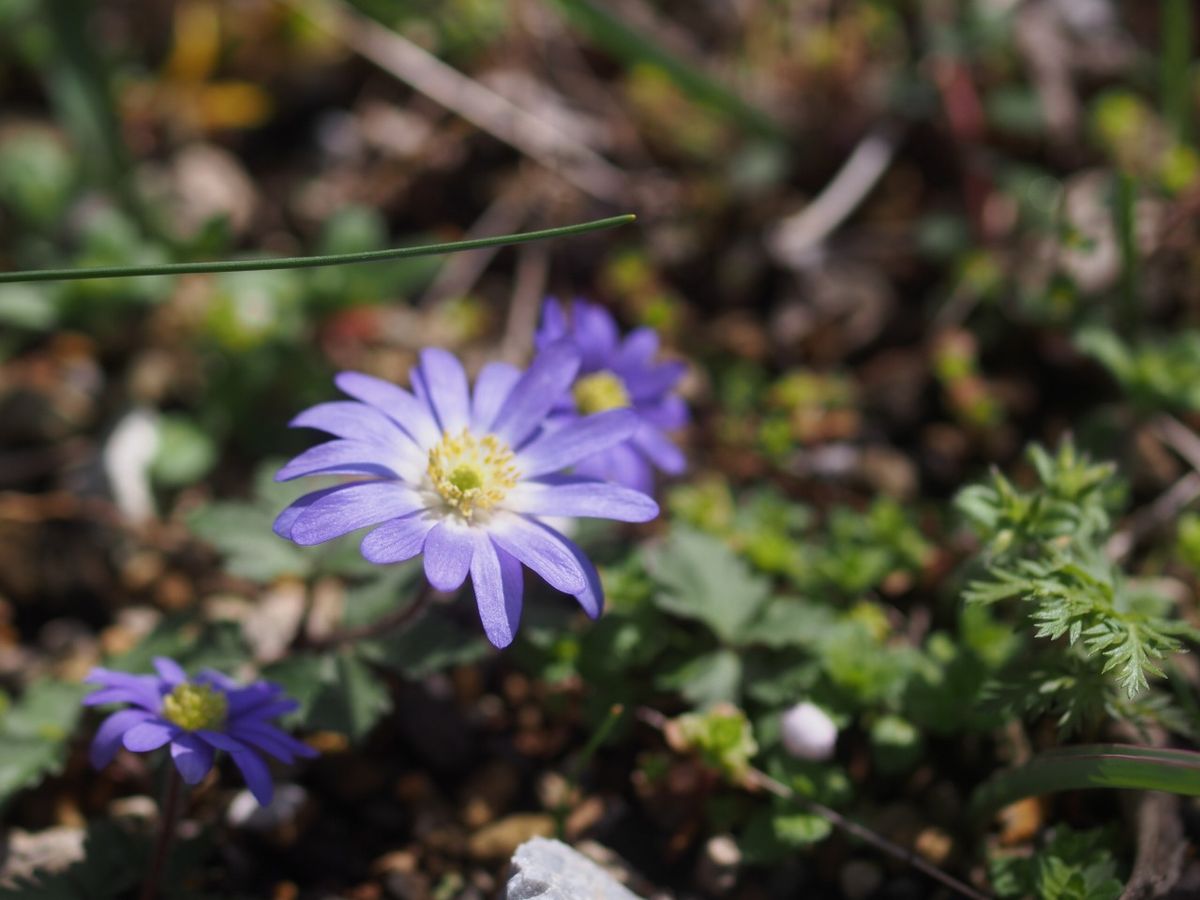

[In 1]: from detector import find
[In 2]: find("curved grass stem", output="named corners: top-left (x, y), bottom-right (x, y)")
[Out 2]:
top-left (0, 215), bottom-right (636, 285)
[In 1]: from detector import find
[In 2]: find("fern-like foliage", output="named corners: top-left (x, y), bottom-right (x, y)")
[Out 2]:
top-left (955, 440), bottom-right (1118, 557)
top-left (990, 824), bottom-right (1124, 900)
top-left (966, 549), bottom-right (1192, 697)
top-left (957, 440), bottom-right (1195, 726)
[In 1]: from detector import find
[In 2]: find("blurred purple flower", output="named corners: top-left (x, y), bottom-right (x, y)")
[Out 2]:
top-left (85, 658), bottom-right (316, 806)
top-left (273, 346), bottom-right (660, 648)
top-left (535, 298), bottom-right (687, 493)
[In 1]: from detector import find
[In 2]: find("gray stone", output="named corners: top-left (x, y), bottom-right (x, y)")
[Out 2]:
top-left (507, 838), bottom-right (645, 900)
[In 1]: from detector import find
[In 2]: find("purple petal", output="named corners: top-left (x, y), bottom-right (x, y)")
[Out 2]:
top-left (123, 720), bottom-right (177, 752)
top-left (575, 444), bottom-right (654, 494)
top-left (417, 348), bottom-right (470, 434)
top-left (423, 521), bottom-right (474, 591)
top-left (231, 749), bottom-right (275, 806)
top-left (82, 687), bottom-right (160, 711)
top-left (633, 424), bottom-right (686, 474)
top-left (627, 361), bottom-right (686, 402)
top-left (334, 371), bottom-right (441, 449)
top-left (535, 297), bottom-right (568, 349)
top-left (194, 729), bottom-right (243, 752)
top-left (613, 327), bottom-right (659, 370)
top-left (227, 722), bottom-right (317, 762)
top-left (84, 667), bottom-right (141, 688)
top-left (196, 669), bottom-right (241, 692)
top-left (171, 733), bottom-right (215, 785)
top-left (274, 439), bottom-right (410, 482)
top-left (274, 485), bottom-right (356, 540)
top-left (289, 482), bottom-right (426, 545)
top-left (562, 532), bottom-right (605, 618)
top-left (508, 476), bottom-right (659, 522)
top-left (571, 300), bottom-right (620, 370)
top-left (361, 512), bottom-right (438, 564)
top-left (290, 401), bottom-right (414, 450)
top-left (488, 513), bottom-right (586, 594)
top-left (639, 394), bottom-right (688, 431)
top-left (470, 535), bottom-right (522, 648)
top-left (516, 409), bottom-right (638, 477)
top-left (229, 699), bottom-right (299, 724)
top-left (491, 343), bottom-right (580, 448)
top-left (83, 671), bottom-right (163, 711)
top-left (470, 362), bottom-right (522, 433)
top-left (90, 709), bottom-right (153, 768)
top-left (153, 658), bottom-right (187, 686)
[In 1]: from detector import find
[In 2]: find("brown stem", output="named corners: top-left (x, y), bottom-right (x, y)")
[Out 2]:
top-left (139, 767), bottom-right (183, 900)
top-left (635, 707), bottom-right (992, 900)
top-left (300, 582), bottom-right (436, 652)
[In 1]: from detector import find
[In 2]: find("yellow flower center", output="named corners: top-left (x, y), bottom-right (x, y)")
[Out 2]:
top-left (572, 371), bottom-right (631, 414)
top-left (427, 429), bottom-right (518, 518)
top-left (161, 683), bottom-right (228, 732)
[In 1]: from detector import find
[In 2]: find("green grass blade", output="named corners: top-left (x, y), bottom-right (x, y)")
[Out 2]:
top-left (0, 215), bottom-right (635, 285)
top-left (42, 0), bottom-right (149, 230)
top-left (546, 0), bottom-right (789, 142)
top-left (1113, 171), bottom-right (1138, 328)
top-left (1163, 0), bottom-right (1193, 145)
top-left (970, 744), bottom-right (1200, 821)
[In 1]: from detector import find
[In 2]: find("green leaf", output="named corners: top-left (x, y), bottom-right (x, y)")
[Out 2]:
top-left (971, 743), bottom-right (1200, 822)
top-left (772, 810), bottom-right (833, 846)
top-left (731, 599), bottom-right (839, 650)
top-left (264, 652), bottom-right (391, 741)
top-left (675, 704), bottom-right (758, 783)
top-left (151, 415), bottom-right (218, 487)
top-left (647, 528), bottom-right (771, 644)
top-left (360, 611), bottom-right (488, 680)
top-left (658, 649), bottom-right (743, 705)
top-left (0, 680), bottom-right (86, 809)
top-left (1076, 327), bottom-right (1200, 413)
top-left (989, 825), bottom-right (1123, 900)
top-left (188, 501), bottom-right (312, 582)
top-left (739, 804), bottom-right (832, 864)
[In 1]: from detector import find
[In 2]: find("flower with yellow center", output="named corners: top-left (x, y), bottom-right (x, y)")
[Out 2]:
top-left (161, 682), bottom-right (228, 732)
top-left (427, 428), bottom-right (519, 518)
top-left (572, 370), bottom-right (631, 415)
top-left (276, 346), bottom-right (660, 649)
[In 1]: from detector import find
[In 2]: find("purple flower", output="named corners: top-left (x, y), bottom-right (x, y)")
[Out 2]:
top-left (85, 658), bottom-right (317, 806)
top-left (535, 299), bottom-right (687, 494)
top-left (273, 346), bottom-right (660, 648)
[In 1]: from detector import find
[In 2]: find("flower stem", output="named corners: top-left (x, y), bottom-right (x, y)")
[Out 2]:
top-left (140, 767), bottom-right (183, 900)
top-left (301, 582), bottom-right (436, 652)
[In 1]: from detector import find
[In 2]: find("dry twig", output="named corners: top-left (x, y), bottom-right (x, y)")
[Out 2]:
top-left (636, 707), bottom-right (992, 900)
top-left (768, 122), bottom-right (904, 268)
top-left (280, 0), bottom-right (628, 201)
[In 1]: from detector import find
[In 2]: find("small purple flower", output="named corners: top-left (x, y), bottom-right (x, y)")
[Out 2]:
top-left (535, 299), bottom-right (687, 494)
top-left (85, 658), bottom-right (316, 806)
top-left (273, 345), bottom-right (660, 648)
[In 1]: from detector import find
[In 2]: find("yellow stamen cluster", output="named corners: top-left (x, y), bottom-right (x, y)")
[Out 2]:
top-left (573, 371), bottom-right (631, 415)
top-left (427, 429), bottom-right (518, 518)
top-left (162, 683), bottom-right (228, 732)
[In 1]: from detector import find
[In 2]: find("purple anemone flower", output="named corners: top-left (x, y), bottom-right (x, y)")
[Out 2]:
top-left (85, 658), bottom-right (316, 806)
top-left (273, 345), bottom-right (660, 648)
top-left (535, 299), bottom-right (687, 494)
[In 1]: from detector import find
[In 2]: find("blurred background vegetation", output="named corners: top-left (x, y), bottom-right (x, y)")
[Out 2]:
top-left (1, 0), bottom-right (1200, 897)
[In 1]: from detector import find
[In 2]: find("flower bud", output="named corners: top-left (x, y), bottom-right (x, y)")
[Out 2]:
top-left (780, 701), bottom-right (837, 761)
